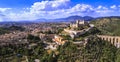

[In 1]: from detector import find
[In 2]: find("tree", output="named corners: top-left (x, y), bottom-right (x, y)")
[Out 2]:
top-left (116, 48), bottom-right (120, 62)
top-left (84, 36), bottom-right (117, 62)
top-left (27, 34), bottom-right (41, 43)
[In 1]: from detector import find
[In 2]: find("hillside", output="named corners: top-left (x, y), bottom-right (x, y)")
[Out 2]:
top-left (0, 25), bottom-right (25, 35)
top-left (91, 17), bottom-right (120, 36)
top-left (0, 28), bottom-right (9, 35)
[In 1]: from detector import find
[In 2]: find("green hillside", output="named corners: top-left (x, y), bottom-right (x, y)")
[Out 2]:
top-left (0, 25), bottom-right (25, 35)
top-left (0, 28), bottom-right (9, 35)
top-left (91, 17), bottom-right (120, 36)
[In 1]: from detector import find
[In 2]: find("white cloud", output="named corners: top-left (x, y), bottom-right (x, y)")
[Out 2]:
top-left (0, 8), bottom-right (11, 12)
top-left (71, 4), bottom-right (93, 12)
top-left (110, 5), bottom-right (117, 9)
top-left (118, 5), bottom-right (120, 7)
top-left (6, 3), bottom-right (118, 21)
top-left (31, 0), bottom-right (70, 12)
top-left (0, 8), bottom-right (12, 22)
top-left (97, 5), bottom-right (102, 9)
top-left (0, 0), bottom-right (120, 21)
top-left (6, 0), bottom-right (70, 21)
top-left (0, 13), bottom-right (11, 22)
top-left (97, 5), bottom-right (108, 10)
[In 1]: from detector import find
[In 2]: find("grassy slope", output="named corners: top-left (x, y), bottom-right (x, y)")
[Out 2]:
top-left (91, 17), bottom-right (120, 36)
top-left (0, 28), bottom-right (9, 35)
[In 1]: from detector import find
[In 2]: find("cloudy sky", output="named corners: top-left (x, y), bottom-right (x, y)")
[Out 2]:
top-left (0, 0), bottom-right (120, 21)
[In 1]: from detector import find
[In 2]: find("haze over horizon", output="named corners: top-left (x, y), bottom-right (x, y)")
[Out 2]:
top-left (0, 0), bottom-right (120, 21)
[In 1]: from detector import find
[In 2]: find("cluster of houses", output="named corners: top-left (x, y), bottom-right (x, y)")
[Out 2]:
top-left (45, 20), bottom-right (93, 50)
top-left (0, 31), bottom-right (28, 46)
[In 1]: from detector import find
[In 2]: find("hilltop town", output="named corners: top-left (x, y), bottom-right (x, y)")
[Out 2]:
top-left (0, 0), bottom-right (120, 62)
top-left (0, 19), bottom-right (120, 62)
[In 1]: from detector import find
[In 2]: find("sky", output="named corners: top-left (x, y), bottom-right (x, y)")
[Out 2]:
top-left (0, 0), bottom-right (120, 21)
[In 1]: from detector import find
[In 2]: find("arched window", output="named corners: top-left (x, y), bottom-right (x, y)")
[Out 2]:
top-left (110, 38), bottom-right (112, 43)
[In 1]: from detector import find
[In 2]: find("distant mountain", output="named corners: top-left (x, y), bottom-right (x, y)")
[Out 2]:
top-left (0, 15), bottom-right (94, 22)
top-left (53, 15), bottom-right (94, 22)
top-left (36, 15), bottom-right (94, 22)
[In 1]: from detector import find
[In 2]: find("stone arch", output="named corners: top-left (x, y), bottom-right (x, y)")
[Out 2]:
top-left (113, 38), bottom-right (115, 44)
top-left (116, 38), bottom-right (120, 48)
top-left (106, 38), bottom-right (108, 41)
top-left (103, 37), bottom-right (105, 40)
top-left (113, 41), bottom-right (115, 45)
top-left (113, 38), bottom-right (115, 42)
top-left (115, 38), bottom-right (118, 46)
top-left (116, 38), bottom-right (118, 43)
top-left (109, 38), bottom-right (112, 43)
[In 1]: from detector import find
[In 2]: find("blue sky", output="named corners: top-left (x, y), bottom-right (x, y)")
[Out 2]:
top-left (0, 0), bottom-right (120, 21)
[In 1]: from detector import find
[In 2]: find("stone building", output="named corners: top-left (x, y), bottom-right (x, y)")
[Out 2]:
top-left (53, 35), bottom-right (67, 45)
top-left (70, 20), bottom-right (89, 28)
top-left (64, 20), bottom-right (94, 39)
